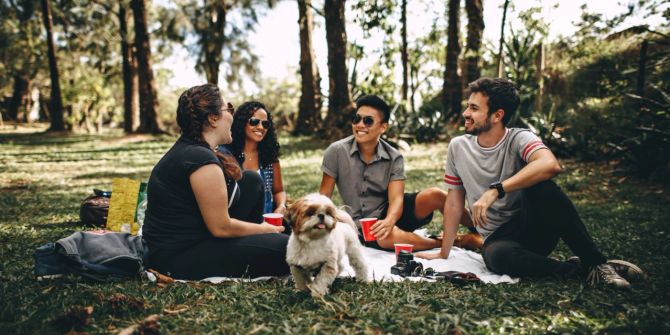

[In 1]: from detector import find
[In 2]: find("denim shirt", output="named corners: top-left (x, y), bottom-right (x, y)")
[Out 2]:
top-left (258, 163), bottom-right (274, 214)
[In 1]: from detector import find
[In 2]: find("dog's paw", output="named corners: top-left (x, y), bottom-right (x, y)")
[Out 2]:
top-left (294, 285), bottom-right (310, 292)
top-left (356, 274), bottom-right (371, 283)
top-left (307, 283), bottom-right (329, 298)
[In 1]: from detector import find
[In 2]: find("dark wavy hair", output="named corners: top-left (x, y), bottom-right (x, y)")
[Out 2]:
top-left (467, 77), bottom-right (520, 126)
top-left (176, 84), bottom-right (241, 181)
top-left (177, 84), bottom-right (223, 140)
top-left (229, 101), bottom-right (280, 166)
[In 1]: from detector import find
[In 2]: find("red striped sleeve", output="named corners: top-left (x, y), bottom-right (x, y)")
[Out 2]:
top-left (522, 140), bottom-right (546, 161)
top-left (444, 174), bottom-right (462, 186)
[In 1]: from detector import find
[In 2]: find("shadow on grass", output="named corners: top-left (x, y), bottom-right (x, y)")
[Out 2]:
top-left (0, 131), bottom-right (101, 146)
top-left (74, 171), bottom-right (150, 180)
top-left (28, 221), bottom-right (85, 229)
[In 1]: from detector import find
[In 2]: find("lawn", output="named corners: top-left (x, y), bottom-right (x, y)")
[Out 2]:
top-left (1, 124), bottom-right (669, 334)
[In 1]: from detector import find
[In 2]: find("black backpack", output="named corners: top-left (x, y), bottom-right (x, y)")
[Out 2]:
top-left (79, 190), bottom-right (111, 227)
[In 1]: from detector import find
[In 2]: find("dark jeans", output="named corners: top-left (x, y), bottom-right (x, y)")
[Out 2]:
top-left (482, 180), bottom-right (607, 278)
top-left (152, 170), bottom-right (289, 279)
top-left (162, 233), bottom-right (289, 280)
top-left (229, 170), bottom-right (265, 223)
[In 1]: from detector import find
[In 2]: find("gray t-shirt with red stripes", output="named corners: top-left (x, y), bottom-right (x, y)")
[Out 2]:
top-left (444, 128), bottom-right (548, 239)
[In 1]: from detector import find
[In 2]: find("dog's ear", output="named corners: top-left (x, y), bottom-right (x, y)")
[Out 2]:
top-left (286, 199), bottom-right (303, 228)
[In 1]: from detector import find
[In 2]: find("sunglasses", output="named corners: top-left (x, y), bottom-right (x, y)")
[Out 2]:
top-left (248, 118), bottom-right (271, 129)
top-left (351, 114), bottom-right (376, 127)
top-left (222, 102), bottom-right (234, 115)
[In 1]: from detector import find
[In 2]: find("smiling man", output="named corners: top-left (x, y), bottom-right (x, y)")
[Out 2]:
top-left (416, 77), bottom-right (644, 289)
top-left (319, 95), bottom-right (481, 251)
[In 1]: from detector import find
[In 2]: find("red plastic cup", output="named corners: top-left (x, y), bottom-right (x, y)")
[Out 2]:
top-left (394, 243), bottom-right (414, 260)
top-left (263, 213), bottom-right (284, 226)
top-left (360, 218), bottom-right (377, 241)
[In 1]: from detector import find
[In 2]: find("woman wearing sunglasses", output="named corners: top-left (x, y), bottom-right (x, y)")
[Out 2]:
top-left (142, 84), bottom-right (288, 280)
top-left (224, 101), bottom-right (287, 215)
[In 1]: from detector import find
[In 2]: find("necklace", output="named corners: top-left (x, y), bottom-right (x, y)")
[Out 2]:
top-left (242, 151), bottom-right (258, 161)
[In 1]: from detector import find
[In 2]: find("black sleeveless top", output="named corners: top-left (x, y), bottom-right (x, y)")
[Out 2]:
top-left (143, 136), bottom-right (239, 255)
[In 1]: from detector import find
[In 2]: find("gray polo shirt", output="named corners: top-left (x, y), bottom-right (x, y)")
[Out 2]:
top-left (321, 136), bottom-right (405, 225)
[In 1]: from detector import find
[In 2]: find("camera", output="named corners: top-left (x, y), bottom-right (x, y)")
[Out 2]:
top-left (390, 250), bottom-right (424, 277)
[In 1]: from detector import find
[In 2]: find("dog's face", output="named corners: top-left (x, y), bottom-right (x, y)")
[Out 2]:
top-left (287, 194), bottom-right (338, 239)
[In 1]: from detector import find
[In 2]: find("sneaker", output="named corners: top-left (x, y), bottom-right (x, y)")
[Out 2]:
top-left (567, 257), bottom-right (645, 283)
top-left (587, 263), bottom-right (631, 290)
top-left (607, 259), bottom-right (646, 283)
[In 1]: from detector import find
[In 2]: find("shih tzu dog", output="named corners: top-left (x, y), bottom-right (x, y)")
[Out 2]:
top-left (285, 193), bottom-right (369, 298)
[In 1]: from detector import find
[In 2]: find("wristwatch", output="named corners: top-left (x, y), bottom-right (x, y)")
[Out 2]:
top-left (489, 181), bottom-right (505, 199)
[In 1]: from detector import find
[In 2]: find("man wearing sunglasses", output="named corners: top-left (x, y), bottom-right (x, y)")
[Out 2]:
top-left (319, 95), bottom-right (481, 252)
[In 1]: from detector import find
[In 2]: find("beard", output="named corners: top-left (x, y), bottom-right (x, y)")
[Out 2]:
top-left (465, 117), bottom-right (492, 135)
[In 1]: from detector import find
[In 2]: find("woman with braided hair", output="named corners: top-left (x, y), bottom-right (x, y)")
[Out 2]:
top-left (143, 84), bottom-right (289, 279)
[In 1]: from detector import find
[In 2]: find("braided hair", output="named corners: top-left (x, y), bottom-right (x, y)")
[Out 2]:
top-left (229, 101), bottom-right (280, 166)
top-left (176, 84), bottom-right (223, 141)
top-left (176, 84), bottom-right (241, 181)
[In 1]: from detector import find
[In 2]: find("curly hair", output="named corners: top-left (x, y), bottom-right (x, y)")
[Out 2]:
top-left (228, 101), bottom-right (280, 166)
top-left (176, 83), bottom-right (222, 141)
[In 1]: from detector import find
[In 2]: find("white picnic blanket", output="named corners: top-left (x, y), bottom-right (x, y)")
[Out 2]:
top-left (146, 246), bottom-right (518, 285)
top-left (347, 246), bottom-right (518, 284)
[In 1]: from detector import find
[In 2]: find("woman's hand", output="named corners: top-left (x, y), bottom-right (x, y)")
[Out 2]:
top-left (261, 222), bottom-right (284, 233)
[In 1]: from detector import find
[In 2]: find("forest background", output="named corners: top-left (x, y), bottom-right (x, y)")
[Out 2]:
top-left (1, 0), bottom-right (669, 178)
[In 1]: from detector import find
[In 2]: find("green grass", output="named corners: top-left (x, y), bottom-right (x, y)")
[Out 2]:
top-left (1, 124), bottom-right (669, 334)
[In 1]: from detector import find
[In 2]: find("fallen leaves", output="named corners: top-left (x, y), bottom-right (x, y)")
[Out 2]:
top-left (147, 268), bottom-right (175, 288)
top-left (51, 306), bottom-right (94, 332)
top-left (163, 304), bottom-right (189, 315)
top-left (108, 293), bottom-right (147, 314)
top-left (116, 314), bottom-right (161, 335)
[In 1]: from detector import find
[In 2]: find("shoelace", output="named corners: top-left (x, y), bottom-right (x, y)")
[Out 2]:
top-left (587, 264), bottom-right (618, 285)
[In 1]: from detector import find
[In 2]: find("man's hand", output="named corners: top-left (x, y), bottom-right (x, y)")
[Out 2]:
top-left (416, 251), bottom-right (444, 260)
top-left (471, 188), bottom-right (498, 227)
top-left (371, 218), bottom-right (395, 240)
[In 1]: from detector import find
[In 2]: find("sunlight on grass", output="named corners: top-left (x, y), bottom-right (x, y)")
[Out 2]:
top-left (0, 130), bottom-right (668, 334)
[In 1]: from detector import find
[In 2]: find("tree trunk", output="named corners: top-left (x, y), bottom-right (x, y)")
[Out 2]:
top-left (442, 0), bottom-right (462, 121)
top-left (464, 0), bottom-right (484, 85)
top-left (400, 0), bottom-right (409, 103)
top-left (535, 42), bottom-right (544, 114)
top-left (132, 0), bottom-right (163, 134)
top-left (8, 74), bottom-right (30, 122)
top-left (324, 0), bottom-right (355, 137)
top-left (294, 0), bottom-right (322, 135)
top-left (637, 40), bottom-right (648, 99)
top-left (496, 0), bottom-right (510, 78)
top-left (119, 3), bottom-right (139, 133)
top-left (40, 0), bottom-right (65, 131)
top-left (198, 0), bottom-right (227, 85)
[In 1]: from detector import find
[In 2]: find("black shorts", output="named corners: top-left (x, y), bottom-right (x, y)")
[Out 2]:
top-left (359, 192), bottom-right (434, 249)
